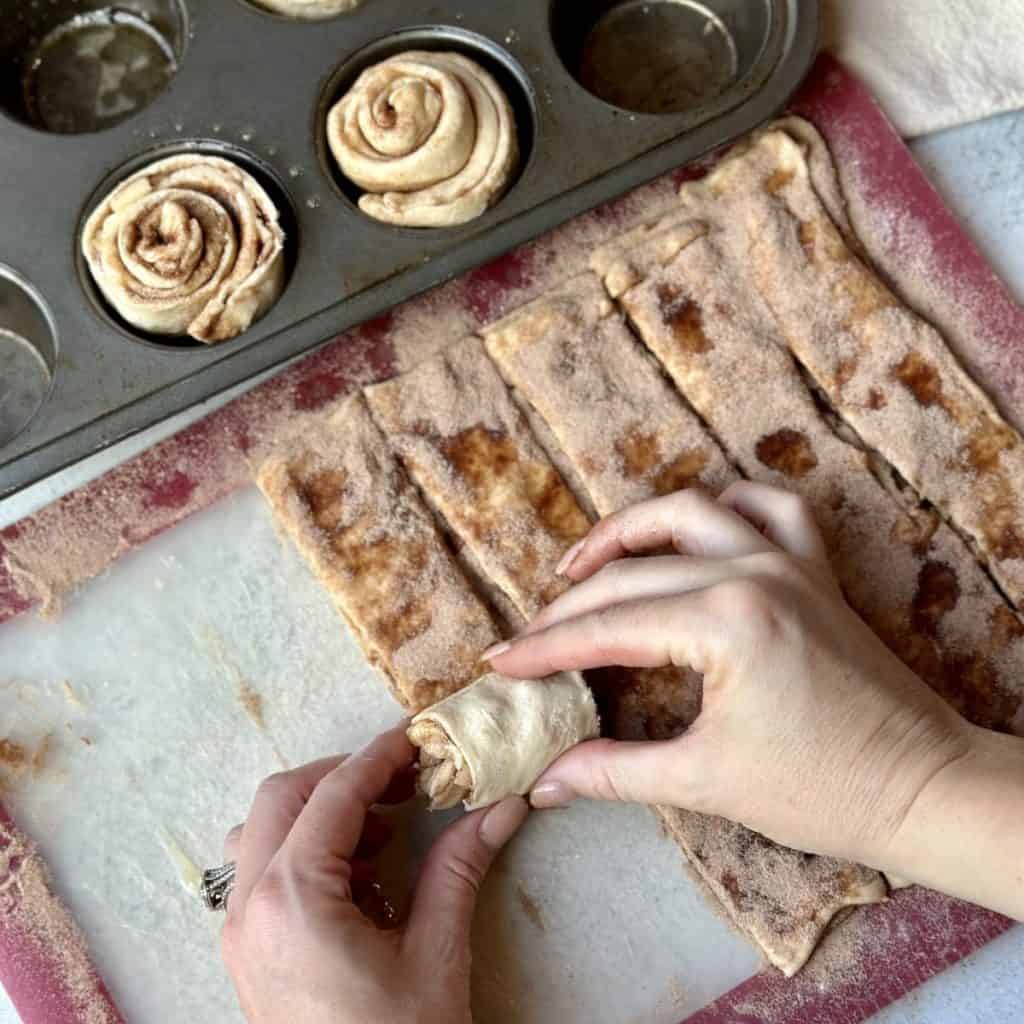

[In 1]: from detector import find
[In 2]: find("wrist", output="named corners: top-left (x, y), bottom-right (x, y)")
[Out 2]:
top-left (868, 722), bottom-right (1024, 915)
top-left (837, 690), bottom-right (971, 869)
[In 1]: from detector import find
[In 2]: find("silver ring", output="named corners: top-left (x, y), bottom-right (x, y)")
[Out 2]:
top-left (200, 862), bottom-right (237, 912)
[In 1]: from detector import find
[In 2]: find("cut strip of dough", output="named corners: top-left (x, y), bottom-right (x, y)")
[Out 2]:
top-left (483, 271), bottom-right (731, 739)
top-left (257, 394), bottom-right (500, 712)
top-left (366, 337), bottom-right (590, 618)
top-left (408, 671), bottom-right (599, 810)
top-left (687, 126), bottom-right (1024, 611)
top-left (483, 272), bottom-right (735, 516)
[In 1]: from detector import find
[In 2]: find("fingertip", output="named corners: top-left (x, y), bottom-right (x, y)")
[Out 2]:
top-left (555, 538), bottom-right (586, 577)
top-left (530, 780), bottom-right (575, 810)
top-left (482, 640), bottom-right (512, 662)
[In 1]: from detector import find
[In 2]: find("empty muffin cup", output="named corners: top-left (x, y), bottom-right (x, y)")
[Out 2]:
top-left (0, 266), bottom-right (58, 449)
top-left (0, 0), bottom-right (187, 135)
top-left (551, 0), bottom-right (749, 115)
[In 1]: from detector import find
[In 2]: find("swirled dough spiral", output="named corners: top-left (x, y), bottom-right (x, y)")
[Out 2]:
top-left (82, 154), bottom-right (286, 343)
top-left (408, 671), bottom-right (600, 810)
top-left (253, 0), bottom-right (362, 18)
top-left (327, 51), bottom-right (519, 228)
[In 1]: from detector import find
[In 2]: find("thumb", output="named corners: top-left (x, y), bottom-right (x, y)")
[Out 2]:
top-left (403, 797), bottom-right (529, 963)
top-left (529, 737), bottom-right (691, 808)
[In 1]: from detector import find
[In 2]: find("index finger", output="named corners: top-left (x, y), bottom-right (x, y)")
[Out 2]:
top-left (564, 489), bottom-right (773, 581)
top-left (490, 591), bottom-right (721, 679)
top-left (276, 726), bottom-right (415, 870)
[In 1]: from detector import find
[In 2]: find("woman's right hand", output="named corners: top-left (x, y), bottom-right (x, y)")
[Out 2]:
top-left (488, 483), bottom-right (1024, 919)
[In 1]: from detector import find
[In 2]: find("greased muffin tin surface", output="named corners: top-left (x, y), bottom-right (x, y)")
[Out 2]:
top-left (0, 0), bottom-right (817, 499)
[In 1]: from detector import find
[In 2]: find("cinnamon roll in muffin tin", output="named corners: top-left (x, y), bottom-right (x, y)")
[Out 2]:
top-left (0, 0), bottom-right (817, 498)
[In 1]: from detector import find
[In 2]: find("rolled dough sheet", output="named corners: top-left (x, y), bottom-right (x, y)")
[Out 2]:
top-left (257, 393), bottom-right (500, 712)
top-left (408, 671), bottom-right (599, 810)
top-left (685, 124), bottom-right (1024, 613)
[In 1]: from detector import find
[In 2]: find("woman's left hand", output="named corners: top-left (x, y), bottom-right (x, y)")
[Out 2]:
top-left (220, 726), bottom-right (528, 1024)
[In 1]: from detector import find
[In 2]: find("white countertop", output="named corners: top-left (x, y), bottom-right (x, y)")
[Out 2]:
top-left (1, 110), bottom-right (1022, 1023)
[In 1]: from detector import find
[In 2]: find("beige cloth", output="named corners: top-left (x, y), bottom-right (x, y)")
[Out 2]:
top-left (408, 671), bottom-right (599, 811)
top-left (823, 0), bottom-right (1024, 136)
top-left (327, 51), bottom-right (518, 227)
top-left (81, 155), bottom-right (285, 344)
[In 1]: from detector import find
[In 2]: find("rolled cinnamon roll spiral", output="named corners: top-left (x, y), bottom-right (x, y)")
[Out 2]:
top-left (81, 154), bottom-right (286, 343)
top-left (253, 0), bottom-right (362, 18)
top-left (327, 51), bottom-right (519, 228)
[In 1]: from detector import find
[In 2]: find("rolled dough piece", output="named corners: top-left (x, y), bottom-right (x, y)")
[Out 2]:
top-left (326, 51), bottom-right (518, 227)
top-left (81, 154), bottom-right (286, 343)
top-left (253, 0), bottom-right (361, 17)
top-left (408, 671), bottom-right (599, 810)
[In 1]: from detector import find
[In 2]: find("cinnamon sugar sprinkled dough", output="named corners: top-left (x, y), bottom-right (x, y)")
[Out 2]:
top-left (687, 127), bottom-right (1024, 610)
top-left (483, 271), bottom-right (734, 516)
top-left (257, 393), bottom-right (499, 712)
top-left (366, 338), bottom-right (589, 619)
top-left (591, 125), bottom-right (1024, 973)
top-left (656, 812), bottom-right (885, 978)
top-left (0, 820), bottom-right (120, 1024)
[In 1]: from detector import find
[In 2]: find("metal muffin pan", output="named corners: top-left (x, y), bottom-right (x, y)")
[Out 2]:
top-left (0, 0), bottom-right (818, 500)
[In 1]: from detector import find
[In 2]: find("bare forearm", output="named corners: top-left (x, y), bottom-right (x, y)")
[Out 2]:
top-left (870, 725), bottom-right (1024, 919)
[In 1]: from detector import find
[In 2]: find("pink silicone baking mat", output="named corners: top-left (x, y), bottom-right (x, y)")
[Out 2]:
top-left (1, 54), bottom-right (1021, 1024)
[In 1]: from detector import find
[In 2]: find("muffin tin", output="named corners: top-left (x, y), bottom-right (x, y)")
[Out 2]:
top-left (0, 0), bottom-right (817, 499)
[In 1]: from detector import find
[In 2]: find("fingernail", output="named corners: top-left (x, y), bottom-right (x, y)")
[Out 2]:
top-left (556, 539), bottom-right (585, 577)
top-left (530, 781), bottom-right (576, 810)
top-left (482, 640), bottom-right (512, 661)
top-left (479, 797), bottom-right (529, 850)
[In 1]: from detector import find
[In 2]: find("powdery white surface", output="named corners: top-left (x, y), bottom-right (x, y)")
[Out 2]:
top-left (0, 487), bottom-right (758, 1024)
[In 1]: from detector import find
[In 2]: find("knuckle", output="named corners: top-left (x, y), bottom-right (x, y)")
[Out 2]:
top-left (668, 487), bottom-right (708, 516)
top-left (255, 770), bottom-right (294, 804)
top-left (442, 851), bottom-right (485, 894)
top-left (750, 550), bottom-right (799, 580)
top-left (591, 761), bottom-right (627, 802)
top-left (588, 606), bottom-right (629, 658)
top-left (246, 869), bottom-right (292, 927)
top-left (708, 578), bottom-right (778, 629)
